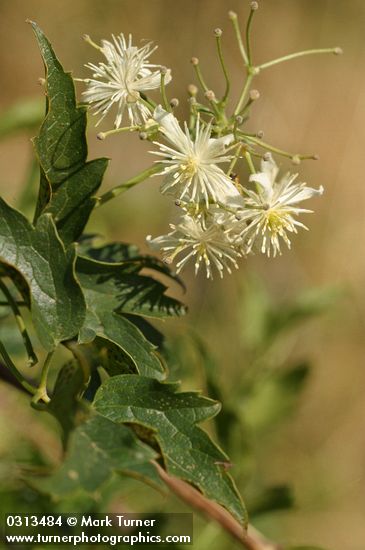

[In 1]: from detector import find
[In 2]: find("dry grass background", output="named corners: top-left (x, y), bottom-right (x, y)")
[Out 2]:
top-left (0, 1), bottom-right (364, 548)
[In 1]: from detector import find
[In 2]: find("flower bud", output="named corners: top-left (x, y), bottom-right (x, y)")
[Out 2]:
top-left (257, 130), bottom-right (264, 139)
top-left (214, 28), bottom-right (223, 37)
top-left (291, 155), bottom-right (301, 165)
top-left (334, 47), bottom-right (343, 55)
top-left (228, 10), bottom-right (237, 20)
top-left (263, 152), bottom-right (271, 161)
top-left (139, 132), bottom-right (148, 140)
top-left (190, 57), bottom-right (199, 66)
top-left (235, 115), bottom-right (243, 125)
top-left (249, 89), bottom-right (260, 101)
top-left (250, 1), bottom-right (259, 11)
top-left (97, 132), bottom-right (106, 141)
top-left (160, 66), bottom-right (168, 75)
top-left (187, 84), bottom-right (198, 97)
top-left (205, 90), bottom-right (216, 101)
top-left (170, 98), bottom-right (179, 108)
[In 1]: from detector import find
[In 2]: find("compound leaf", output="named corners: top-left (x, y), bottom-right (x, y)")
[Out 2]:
top-left (33, 414), bottom-right (158, 497)
top-left (94, 374), bottom-right (247, 525)
top-left (30, 21), bottom-right (108, 244)
top-left (0, 198), bottom-right (85, 350)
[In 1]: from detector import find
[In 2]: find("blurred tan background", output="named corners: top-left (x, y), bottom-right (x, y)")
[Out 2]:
top-left (0, 1), bottom-right (364, 548)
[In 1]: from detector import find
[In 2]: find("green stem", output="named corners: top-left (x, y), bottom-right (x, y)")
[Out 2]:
top-left (160, 72), bottom-right (171, 112)
top-left (236, 94), bottom-right (257, 118)
top-left (245, 8), bottom-right (256, 66)
top-left (230, 13), bottom-right (249, 66)
top-left (63, 341), bottom-right (91, 383)
top-left (0, 340), bottom-right (37, 396)
top-left (96, 164), bottom-right (163, 207)
top-left (97, 125), bottom-right (139, 140)
top-left (139, 92), bottom-right (157, 110)
top-left (227, 144), bottom-right (243, 176)
top-left (257, 47), bottom-right (340, 71)
top-left (188, 102), bottom-right (197, 133)
top-left (243, 134), bottom-right (316, 160)
top-left (234, 73), bottom-right (254, 116)
top-left (193, 63), bottom-right (209, 93)
top-left (0, 279), bottom-right (38, 367)
top-left (244, 151), bottom-right (256, 174)
top-left (31, 351), bottom-right (54, 405)
top-left (83, 34), bottom-right (103, 52)
top-left (216, 35), bottom-right (230, 103)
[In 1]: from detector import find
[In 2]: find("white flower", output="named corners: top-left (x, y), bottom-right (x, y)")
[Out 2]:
top-left (150, 106), bottom-right (241, 207)
top-left (146, 210), bottom-right (243, 279)
top-left (238, 155), bottom-right (323, 257)
top-left (81, 34), bottom-right (171, 127)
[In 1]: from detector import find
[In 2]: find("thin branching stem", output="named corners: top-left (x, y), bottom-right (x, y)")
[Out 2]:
top-left (227, 144), bottom-right (243, 176)
top-left (230, 13), bottom-right (249, 66)
top-left (244, 151), bottom-right (256, 174)
top-left (193, 62), bottom-right (209, 93)
top-left (257, 47), bottom-right (340, 71)
top-left (243, 134), bottom-right (317, 161)
top-left (0, 279), bottom-right (38, 366)
top-left (216, 34), bottom-right (230, 103)
top-left (0, 340), bottom-right (37, 396)
top-left (234, 73), bottom-right (254, 116)
top-left (160, 71), bottom-right (171, 111)
top-left (96, 164), bottom-right (163, 207)
top-left (245, 8), bottom-right (256, 66)
top-left (97, 125), bottom-right (139, 140)
top-left (32, 351), bottom-right (54, 404)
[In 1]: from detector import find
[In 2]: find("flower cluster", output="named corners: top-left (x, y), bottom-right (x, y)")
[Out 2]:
top-left (147, 117), bottom-right (323, 277)
top-left (79, 2), bottom-right (332, 279)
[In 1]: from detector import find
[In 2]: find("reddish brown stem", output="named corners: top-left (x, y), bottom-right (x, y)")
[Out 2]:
top-left (153, 461), bottom-right (282, 550)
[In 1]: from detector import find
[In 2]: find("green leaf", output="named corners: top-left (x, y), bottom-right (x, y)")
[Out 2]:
top-left (47, 361), bottom-right (87, 442)
top-left (30, 21), bottom-right (108, 244)
top-left (33, 415), bottom-right (158, 497)
top-left (77, 255), bottom-right (187, 380)
top-left (77, 256), bottom-right (186, 319)
top-left (94, 338), bottom-right (139, 376)
top-left (81, 242), bottom-right (141, 263)
top-left (0, 198), bottom-right (85, 350)
top-left (94, 374), bottom-right (247, 525)
top-left (80, 308), bottom-right (165, 380)
top-left (80, 241), bottom-right (186, 289)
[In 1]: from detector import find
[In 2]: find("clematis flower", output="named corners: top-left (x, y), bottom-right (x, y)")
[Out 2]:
top-left (80, 34), bottom-right (171, 127)
top-left (150, 106), bottom-right (241, 207)
top-left (238, 154), bottom-right (323, 257)
top-left (146, 210), bottom-right (243, 279)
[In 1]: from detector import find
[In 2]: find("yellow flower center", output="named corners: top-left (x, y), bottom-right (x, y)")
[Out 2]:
top-left (181, 157), bottom-right (199, 179)
top-left (265, 209), bottom-right (287, 234)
